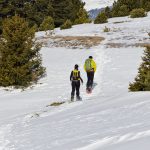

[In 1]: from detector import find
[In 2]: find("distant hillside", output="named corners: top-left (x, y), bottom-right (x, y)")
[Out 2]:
top-left (83, 0), bottom-right (115, 10)
top-left (88, 6), bottom-right (112, 19)
top-left (88, 8), bottom-right (104, 19)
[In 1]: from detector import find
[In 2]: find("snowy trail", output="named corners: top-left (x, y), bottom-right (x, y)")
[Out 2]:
top-left (1, 44), bottom-right (150, 150)
top-left (0, 45), bottom-right (103, 150)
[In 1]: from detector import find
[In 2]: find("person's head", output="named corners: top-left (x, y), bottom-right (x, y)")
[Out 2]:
top-left (89, 56), bottom-right (93, 59)
top-left (74, 64), bottom-right (79, 70)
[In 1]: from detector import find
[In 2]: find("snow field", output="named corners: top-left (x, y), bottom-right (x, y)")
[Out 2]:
top-left (0, 11), bottom-right (150, 150)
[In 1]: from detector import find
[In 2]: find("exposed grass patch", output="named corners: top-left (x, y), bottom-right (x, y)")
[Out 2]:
top-left (106, 42), bottom-right (150, 48)
top-left (113, 21), bottom-right (131, 24)
top-left (147, 32), bottom-right (150, 37)
top-left (46, 101), bottom-right (65, 107)
top-left (103, 26), bottom-right (110, 32)
top-left (30, 113), bottom-right (40, 118)
top-left (37, 36), bottom-right (105, 49)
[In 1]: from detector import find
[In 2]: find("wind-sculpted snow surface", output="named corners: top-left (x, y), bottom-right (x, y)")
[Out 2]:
top-left (0, 13), bottom-right (150, 150)
top-left (78, 130), bottom-right (150, 150)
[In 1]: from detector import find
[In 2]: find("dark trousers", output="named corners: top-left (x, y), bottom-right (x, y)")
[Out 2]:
top-left (71, 80), bottom-right (80, 97)
top-left (86, 71), bottom-right (94, 88)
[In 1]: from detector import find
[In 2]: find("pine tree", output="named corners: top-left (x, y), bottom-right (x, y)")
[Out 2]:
top-left (104, 6), bottom-right (112, 18)
top-left (39, 16), bottom-right (55, 33)
top-left (130, 8), bottom-right (147, 18)
top-left (74, 7), bottom-right (91, 24)
top-left (118, 5), bottom-right (130, 17)
top-left (60, 19), bottom-right (72, 30)
top-left (129, 46), bottom-right (150, 91)
top-left (0, 0), bottom-right (54, 32)
top-left (0, 15), bottom-right (46, 88)
top-left (0, 0), bottom-right (12, 18)
top-left (0, 0), bottom-right (12, 33)
top-left (51, 0), bottom-right (73, 27)
top-left (51, 0), bottom-right (86, 27)
top-left (0, 0), bottom-right (86, 32)
top-left (94, 12), bottom-right (108, 24)
top-left (23, 0), bottom-right (54, 27)
top-left (145, 2), bottom-right (150, 11)
top-left (111, 0), bottom-right (150, 17)
top-left (71, 0), bottom-right (85, 21)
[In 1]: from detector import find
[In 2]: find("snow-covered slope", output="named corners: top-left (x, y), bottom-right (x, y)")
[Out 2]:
top-left (83, 0), bottom-right (115, 10)
top-left (0, 13), bottom-right (150, 150)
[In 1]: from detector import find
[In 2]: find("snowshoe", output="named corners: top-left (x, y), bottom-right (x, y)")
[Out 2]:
top-left (86, 86), bottom-right (92, 94)
top-left (71, 96), bottom-right (74, 102)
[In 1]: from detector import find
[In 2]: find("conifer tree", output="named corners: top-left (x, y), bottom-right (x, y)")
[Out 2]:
top-left (145, 2), bottom-right (150, 11)
top-left (104, 6), bottom-right (112, 18)
top-left (39, 16), bottom-right (55, 33)
top-left (94, 12), bottom-right (108, 24)
top-left (60, 19), bottom-right (72, 30)
top-left (51, 0), bottom-right (73, 27)
top-left (74, 7), bottom-right (91, 24)
top-left (129, 46), bottom-right (150, 91)
top-left (23, 0), bottom-right (54, 27)
top-left (130, 8), bottom-right (147, 18)
top-left (51, 0), bottom-right (86, 26)
top-left (118, 5), bottom-right (130, 17)
top-left (0, 0), bottom-right (12, 18)
top-left (0, 0), bottom-right (12, 33)
top-left (0, 15), bottom-right (46, 88)
top-left (71, 0), bottom-right (85, 21)
top-left (111, 0), bottom-right (150, 17)
top-left (0, 0), bottom-right (87, 32)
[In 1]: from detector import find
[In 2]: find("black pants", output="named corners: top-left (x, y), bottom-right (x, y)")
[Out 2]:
top-left (71, 80), bottom-right (80, 97)
top-left (86, 71), bottom-right (94, 88)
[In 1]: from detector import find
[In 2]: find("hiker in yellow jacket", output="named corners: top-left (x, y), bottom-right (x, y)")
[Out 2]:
top-left (84, 56), bottom-right (97, 90)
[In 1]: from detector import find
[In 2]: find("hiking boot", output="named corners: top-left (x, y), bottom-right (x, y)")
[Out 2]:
top-left (76, 96), bottom-right (82, 101)
top-left (71, 96), bottom-right (74, 101)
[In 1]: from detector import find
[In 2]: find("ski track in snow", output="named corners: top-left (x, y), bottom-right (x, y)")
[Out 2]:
top-left (0, 13), bottom-right (150, 150)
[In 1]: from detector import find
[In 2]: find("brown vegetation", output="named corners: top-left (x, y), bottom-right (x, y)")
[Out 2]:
top-left (106, 42), bottom-right (150, 48)
top-left (38, 36), bottom-right (105, 49)
top-left (46, 101), bottom-right (65, 107)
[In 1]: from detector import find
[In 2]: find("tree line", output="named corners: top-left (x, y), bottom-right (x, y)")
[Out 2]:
top-left (94, 0), bottom-right (150, 24)
top-left (111, 0), bottom-right (150, 17)
top-left (0, 0), bottom-right (90, 33)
